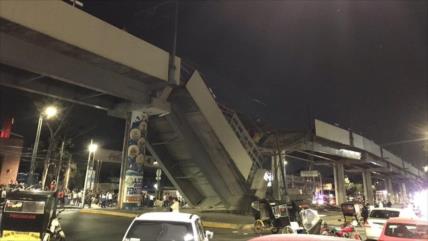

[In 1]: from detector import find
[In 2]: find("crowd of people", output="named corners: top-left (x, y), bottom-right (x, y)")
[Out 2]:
top-left (1, 181), bottom-right (184, 213)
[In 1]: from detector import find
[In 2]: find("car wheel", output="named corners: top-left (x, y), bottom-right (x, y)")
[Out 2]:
top-left (254, 220), bottom-right (264, 234)
top-left (282, 226), bottom-right (293, 234)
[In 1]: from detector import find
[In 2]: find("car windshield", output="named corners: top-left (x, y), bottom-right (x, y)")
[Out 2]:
top-left (385, 224), bottom-right (428, 239)
top-left (125, 221), bottom-right (193, 241)
top-left (4, 200), bottom-right (45, 214)
top-left (369, 210), bottom-right (400, 219)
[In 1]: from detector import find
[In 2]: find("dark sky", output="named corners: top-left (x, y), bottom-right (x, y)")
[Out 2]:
top-left (1, 1), bottom-right (427, 168)
top-left (81, 0), bottom-right (427, 165)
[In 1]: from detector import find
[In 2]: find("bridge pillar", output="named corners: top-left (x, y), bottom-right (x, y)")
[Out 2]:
top-left (386, 177), bottom-right (394, 203)
top-left (333, 162), bottom-right (346, 206)
top-left (362, 170), bottom-right (374, 204)
top-left (399, 182), bottom-right (408, 203)
top-left (118, 111), bottom-right (148, 210)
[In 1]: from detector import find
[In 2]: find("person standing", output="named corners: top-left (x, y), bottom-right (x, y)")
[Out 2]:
top-left (100, 192), bottom-right (106, 208)
top-left (171, 198), bottom-right (180, 213)
top-left (58, 189), bottom-right (65, 208)
top-left (50, 179), bottom-right (57, 191)
top-left (0, 187), bottom-right (6, 203)
top-left (362, 203), bottom-right (369, 224)
top-left (107, 192), bottom-right (113, 207)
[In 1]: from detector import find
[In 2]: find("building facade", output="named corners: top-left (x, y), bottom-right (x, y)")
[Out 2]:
top-left (0, 134), bottom-right (23, 185)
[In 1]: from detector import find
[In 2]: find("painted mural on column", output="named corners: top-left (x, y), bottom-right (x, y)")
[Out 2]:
top-left (123, 111), bottom-right (148, 209)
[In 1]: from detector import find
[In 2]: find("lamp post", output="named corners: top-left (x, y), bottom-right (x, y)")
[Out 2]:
top-left (82, 140), bottom-right (98, 208)
top-left (28, 105), bottom-right (58, 186)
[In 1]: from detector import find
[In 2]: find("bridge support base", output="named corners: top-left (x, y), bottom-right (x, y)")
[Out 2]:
top-left (334, 162), bottom-right (346, 206)
top-left (362, 170), bottom-right (374, 204)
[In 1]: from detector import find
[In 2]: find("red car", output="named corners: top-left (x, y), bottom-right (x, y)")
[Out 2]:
top-left (378, 218), bottom-right (428, 241)
top-left (248, 234), bottom-right (357, 241)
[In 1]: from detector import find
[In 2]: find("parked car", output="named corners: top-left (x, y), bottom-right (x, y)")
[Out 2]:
top-left (122, 212), bottom-right (214, 241)
top-left (247, 234), bottom-right (355, 241)
top-left (365, 208), bottom-right (416, 241)
top-left (378, 217), bottom-right (428, 241)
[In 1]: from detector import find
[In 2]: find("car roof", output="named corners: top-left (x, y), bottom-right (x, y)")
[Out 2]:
top-left (248, 234), bottom-right (355, 241)
top-left (387, 217), bottom-right (428, 225)
top-left (134, 212), bottom-right (198, 223)
top-left (370, 207), bottom-right (403, 212)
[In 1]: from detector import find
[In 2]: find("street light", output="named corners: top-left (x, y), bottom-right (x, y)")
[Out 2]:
top-left (424, 165), bottom-right (428, 173)
top-left (28, 105), bottom-right (58, 186)
top-left (88, 142), bottom-right (98, 153)
top-left (44, 106), bottom-right (58, 119)
top-left (82, 140), bottom-right (98, 207)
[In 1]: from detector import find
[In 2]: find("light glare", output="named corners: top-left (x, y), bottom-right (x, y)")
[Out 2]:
top-left (44, 106), bottom-right (58, 119)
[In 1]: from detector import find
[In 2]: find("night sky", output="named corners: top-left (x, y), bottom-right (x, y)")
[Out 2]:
top-left (1, 0), bottom-right (427, 168)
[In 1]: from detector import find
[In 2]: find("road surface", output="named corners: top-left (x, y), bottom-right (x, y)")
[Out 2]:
top-left (60, 209), bottom-right (256, 241)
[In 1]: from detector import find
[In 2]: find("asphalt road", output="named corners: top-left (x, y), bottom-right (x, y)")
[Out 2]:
top-left (60, 210), bottom-right (256, 241)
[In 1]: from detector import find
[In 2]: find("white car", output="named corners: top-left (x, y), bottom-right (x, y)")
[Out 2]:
top-left (122, 212), bottom-right (214, 241)
top-left (365, 207), bottom-right (416, 241)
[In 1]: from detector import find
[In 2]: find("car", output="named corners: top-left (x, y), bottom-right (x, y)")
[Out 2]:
top-left (378, 218), bottom-right (428, 241)
top-left (247, 234), bottom-right (356, 241)
top-left (365, 208), bottom-right (416, 241)
top-left (122, 212), bottom-right (214, 241)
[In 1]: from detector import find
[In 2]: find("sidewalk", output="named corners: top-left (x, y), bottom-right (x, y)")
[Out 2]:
top-left (79, 207), bottom-right (255, 231)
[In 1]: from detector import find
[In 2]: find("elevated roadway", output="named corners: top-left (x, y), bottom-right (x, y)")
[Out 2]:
top-left (0, 0), bottom-right (263, 211)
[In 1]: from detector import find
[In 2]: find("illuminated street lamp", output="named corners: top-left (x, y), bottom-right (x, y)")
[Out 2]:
top-left (82, 140), bottom-right (98, 207)
top-left (44, 106), bottom-right (58, 119)
top-left (88, 142), bottom-right (98, 153)
top-left (28, 105), bottom-right (59, 185)
top-left (424, 165), bottom-right (428, 173)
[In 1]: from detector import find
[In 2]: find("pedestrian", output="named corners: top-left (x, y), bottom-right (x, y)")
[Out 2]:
top-left (171, 197), bottom-right (180, 212)
top-left (50, 179), bottom-right (57, 191)
top-left (101, 192), bottom-right (106, 208)
top-left (362, 203), bottom-right (369, 224)
top-left (77, 190), bottom-right (83, 206)
top-left (58, 189), bottom-right (65, 208)
top-left (107, 192), bottom-right (113, 207)
top-left (1, 187), bottom-right (6, 202)
top-left (83, 191), bottom-right (91, 208)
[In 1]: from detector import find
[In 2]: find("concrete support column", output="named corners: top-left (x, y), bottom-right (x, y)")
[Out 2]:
top-left (386, 177), bottom-right (394, 202)
top-left (362, 170), bottom-right (374, 204)
top-left (271, 153), bottom-right (280, 200)
top-left (120, 111), bottom-right (148, 210)
top-left (334, 162), bottom-right (346, 206)
top-left (400, 182), bottom-right (408, 203)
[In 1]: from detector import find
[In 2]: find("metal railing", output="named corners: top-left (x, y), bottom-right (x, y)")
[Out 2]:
top-left (219, 104), bottom-right (263, 169)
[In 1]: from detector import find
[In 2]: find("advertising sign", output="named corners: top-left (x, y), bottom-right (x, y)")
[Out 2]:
top-left (123, 111), bottom-right (148, 208)
top-left (300, 170), bottom-right (320, 177)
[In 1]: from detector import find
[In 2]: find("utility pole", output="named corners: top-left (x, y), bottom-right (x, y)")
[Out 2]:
top-left (56, 140), bottom-right (65, 189)
top-left (64, 154), bottom-right (72, 191)
top-left (168, 0), bottom-right (179, 85)
top-left (28, 115), bottom-right (43, 186)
